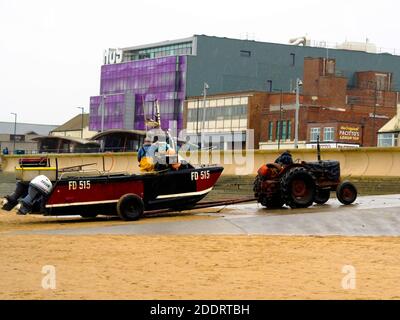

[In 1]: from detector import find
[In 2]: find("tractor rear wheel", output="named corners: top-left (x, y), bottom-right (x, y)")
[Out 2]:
top-left (117, 193), bottom-right (144, 221)
top-left (336, 181), bottom-right (357, 205)
top-left (260, 195), bottom-right (284, 209)
top-left (281, 167), bottom-right (316, 209)
top-left (314, 189), bottom-right (330, 205)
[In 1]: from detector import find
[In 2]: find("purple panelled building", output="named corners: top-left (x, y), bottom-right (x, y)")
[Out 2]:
top-left (90, 55), bottom-right (186, 132)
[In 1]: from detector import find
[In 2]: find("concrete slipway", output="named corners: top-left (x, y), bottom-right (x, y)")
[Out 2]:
top-left (13, 194), bottom-right (400, 237)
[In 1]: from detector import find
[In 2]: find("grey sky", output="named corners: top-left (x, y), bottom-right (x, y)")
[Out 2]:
top-left (0, 0), bottom-right (398, 125)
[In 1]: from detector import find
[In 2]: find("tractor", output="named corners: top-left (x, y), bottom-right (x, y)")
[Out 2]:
top-left (253, 140), bottom-right (357, 209)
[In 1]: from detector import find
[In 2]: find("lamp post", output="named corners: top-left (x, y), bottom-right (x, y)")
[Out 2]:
top-left (100, 95), bottom-right (107, 132)
top-left (294, 78), bottom-right (302, 149)
top-left (367, 80), bottom-right (378, 146)
top-left (201, 82), bottom-right (209, 148)
top-left (272, 89), bottom-right (283, 150)
top-left (77, 107), bottom-right (84, 139)
top-left (10, 112), bottom-right (17, 153)
top-left (196, 98), bottom-right (200, 147)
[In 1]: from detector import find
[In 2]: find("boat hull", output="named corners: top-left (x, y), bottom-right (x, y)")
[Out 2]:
top-left (44, 166), bottom-right (223, 216)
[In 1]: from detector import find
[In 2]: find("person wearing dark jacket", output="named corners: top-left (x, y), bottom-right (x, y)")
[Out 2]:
top-left (275, 150), bottom-right (293, 166)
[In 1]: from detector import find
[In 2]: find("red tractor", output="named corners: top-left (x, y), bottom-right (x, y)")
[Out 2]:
top-left (253, 144), bottom-right (357, 209)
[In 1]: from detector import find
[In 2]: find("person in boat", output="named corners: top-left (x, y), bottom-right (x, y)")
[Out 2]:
top-left (138, 137), bottom-right (154, 172)
top-left (138, 136), bottom-right (173, 172)
top-left (274, 150), bottom-right (293, 166)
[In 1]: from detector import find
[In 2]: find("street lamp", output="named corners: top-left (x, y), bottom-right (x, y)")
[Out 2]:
top-left (77, 107), bottom-right (84, 139)
top-left (10, 112), bottom-right (17, 153)
top-left (294, 78), bottom-right (303, 149)
top-left (100, 94), bottom-right (107, 132)
top-left (369, 80), bottom-right (378, 146)
top-left (201, 82), bottom-right (209, 148)
top-left (272, 89), bottom-right (283, 150)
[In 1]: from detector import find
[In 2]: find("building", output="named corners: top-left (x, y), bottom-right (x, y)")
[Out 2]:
top-left (183, 56), bottom-right (399, 149)
top-left (91, 129), bottom-right (146, 152)
top-left (33, 136), bottom-right (100, 153)
top-left (89, 35), bottom-right (400, 135)
top-left (184, 91), bottom-right (266, 149)
top-left (377, 104), bottom-right (400, 147)
top-left (50, 113), bottom-right (97, 139)
top-left (0, 122), bottom-right (57, 154)
top-left (259, 57), bottom-right (399, 148)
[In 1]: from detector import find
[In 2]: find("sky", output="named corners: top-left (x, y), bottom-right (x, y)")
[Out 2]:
top-left (0, 0), bottom-right (399, 125)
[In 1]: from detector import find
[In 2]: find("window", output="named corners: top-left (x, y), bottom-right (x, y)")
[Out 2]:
top-left (290, 53), bottom-right (295, 66)
top-left (276, 121), bottom-right (281, 141)
top-left (376, 74), bottom-right (387, 91)
top-left (267, 80), bottom-right (273, 92)
top-left (240, 50), bottom-right (251, 57)
top-left (310, 127), bottom-right (321, 142)
top-left (268, 121), bottom-right (273, 141)
top-left (287, 120), bottom-right (292, 140)
top-left (378, 133), bottom-right (397, 147)
top-left (281, 121), bottom-right (287, 140)
top-left (324, 127), bottom-right (334, 142)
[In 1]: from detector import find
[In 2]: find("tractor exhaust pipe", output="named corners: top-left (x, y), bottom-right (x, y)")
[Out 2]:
top-left (317, 135), bottom-right (321, 162)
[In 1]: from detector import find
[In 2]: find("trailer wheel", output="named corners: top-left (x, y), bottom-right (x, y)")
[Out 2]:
top-left (117, 193), bottom-right (144, 221)
top-left (314, 189), bottom-right (330, 205)
top-left (281, 167), bottom-right (316, 209)
top-left (337, 181), bottom-right (357, 205)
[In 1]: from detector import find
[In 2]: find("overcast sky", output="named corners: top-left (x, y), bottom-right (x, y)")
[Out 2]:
top-left (0, 0), bottom-right (398, 125)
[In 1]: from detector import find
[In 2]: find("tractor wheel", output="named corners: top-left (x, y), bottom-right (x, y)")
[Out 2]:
top-left (117, 193), bottom-right (144, 221)
top-left (260, 195), bottom-right (284, 209)
top-left (336, 181), bottom-right (357, 205)
top-left (314, 189), bottom-right (330, 205)
top-left (281, 167), bottom-right (316, 209)
top-left (253, 175), bottom-right (262, 198)
top-left (80, 213), bottom-right (98, 218)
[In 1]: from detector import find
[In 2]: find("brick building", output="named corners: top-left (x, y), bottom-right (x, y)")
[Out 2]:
top-left (259, 57), bottom-right (399, 148)
top-left (184, 56), bottom-right (399, 150)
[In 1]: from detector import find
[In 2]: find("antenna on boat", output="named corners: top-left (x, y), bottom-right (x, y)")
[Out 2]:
top-left (155, 99), bottom-right (161, 128)
top-left (145, 99), bottom-right (161, 129)
top-left (141, 95), bottom-right (148, 133)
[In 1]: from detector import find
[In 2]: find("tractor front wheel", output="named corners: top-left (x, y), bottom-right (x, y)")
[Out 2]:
top-left (336, 181), bottom-right (357, 205)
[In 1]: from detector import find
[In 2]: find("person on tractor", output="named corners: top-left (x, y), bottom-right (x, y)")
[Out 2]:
top-left (275, 150), bottom-right (293, 166)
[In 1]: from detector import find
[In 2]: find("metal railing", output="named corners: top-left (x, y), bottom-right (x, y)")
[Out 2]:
top-left (2, 146), bottom-right (141, 155)
top-left (309, 40), bottom-right (398, 56)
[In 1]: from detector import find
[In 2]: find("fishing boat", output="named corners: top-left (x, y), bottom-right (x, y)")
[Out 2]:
top-left (1, 101), bottom-right (223, 220)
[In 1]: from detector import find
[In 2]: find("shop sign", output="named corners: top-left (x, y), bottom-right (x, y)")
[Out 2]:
top-left (338, 126), bottom-right (360, 142)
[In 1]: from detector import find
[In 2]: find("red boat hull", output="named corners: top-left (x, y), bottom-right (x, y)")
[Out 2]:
top-left (44, 166), bottom-right (223, 216)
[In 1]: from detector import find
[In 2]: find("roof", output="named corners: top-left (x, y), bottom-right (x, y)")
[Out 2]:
top-left (0, 122), bottom-right (58, 135)
top-left (122, 36), bottom-right (195, 52)
top-left (51, 114), bottom-right (90, 132)
top-left (90, 129), bottom-right (146, 140)
top-left (32, 135), bottom-right (100, 146)
top-left (379, 110), bottom-right (400, 133)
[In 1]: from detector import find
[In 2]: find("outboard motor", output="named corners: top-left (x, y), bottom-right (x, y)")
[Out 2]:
top-left (2, 181), bottom-right (29, 211)
top-left (18, 175), bottom-right (52, 215)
